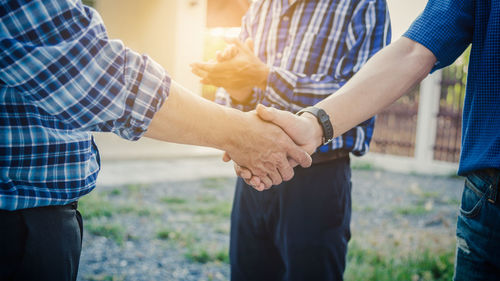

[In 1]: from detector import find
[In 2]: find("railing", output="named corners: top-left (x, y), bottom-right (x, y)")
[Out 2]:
top-left (370, 52), bottom-right (469, 164)
top-left (434, 58), bottom-right (467, 162)
top-left (370, 88), bottom-right (419, 157)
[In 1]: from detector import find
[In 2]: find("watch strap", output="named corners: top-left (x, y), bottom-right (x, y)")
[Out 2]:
top-left (297, 106), bottom-right (334, 145)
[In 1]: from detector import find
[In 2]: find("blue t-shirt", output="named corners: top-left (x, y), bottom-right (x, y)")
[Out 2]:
top-left (404, 0), bottom-right (500, 175)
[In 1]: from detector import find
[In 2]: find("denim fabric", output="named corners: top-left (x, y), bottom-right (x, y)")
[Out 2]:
top-left (230, 158), bottom-right (352, 281)
top-left (454, 169), bottom-right (500, 281)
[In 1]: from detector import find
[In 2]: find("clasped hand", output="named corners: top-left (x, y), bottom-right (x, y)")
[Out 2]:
top-left (192, 38), bottom-right (324, 190)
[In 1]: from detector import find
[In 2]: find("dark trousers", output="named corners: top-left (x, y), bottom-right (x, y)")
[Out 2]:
top-left (230, 157), bottom-right (352, 281)
top-left (0, 202), bottom-right (83, 281)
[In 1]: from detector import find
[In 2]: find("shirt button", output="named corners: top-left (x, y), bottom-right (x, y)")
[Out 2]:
top-left (276, 52), bottom-right (282, 59)
top-left (283, 16), bottom-right (290, 22)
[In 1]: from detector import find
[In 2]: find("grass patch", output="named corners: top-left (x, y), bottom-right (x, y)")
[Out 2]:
top-left (196, 194), bottom-right (217, 203)
top-left (79, 192), bottom-right (114, 219)
top-left (108, 188), bottom-right (122, 196)
top-left (124, 183), bottom-right (149, 193)
top-left (85, 222), bottom-right (126, 245)
top-left (420, 191), bottom-right (440, 199)
top-left (83, 274), bottom-right (125, 281)
top-left (156, 228), bottom-right (183, 241)
top-left (194, 202), bottom-right (232, 218)
top-left (352, 162), bottom-right (374, 171)
top-left (394, 205), bottom-right (429, 216)
top-left (445, 198), bottom-right (460, 205)
top-left (353, 203), bottom-right (375, 212)
top-left (161, 196), bottom-right (187, 205)
top-left (185, 244), bottom-right (229, 264)
top-left (79, 190), bottom-right (154, 219)
top-left (345, 240), bottom-right (455, 281)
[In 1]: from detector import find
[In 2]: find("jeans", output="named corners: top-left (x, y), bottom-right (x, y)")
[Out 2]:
top-left (0, 202), bottom-right (83, 281)
top-left (230, 157), bottom-right (352, 281)
top-left (454, 169), bottom-right (500, 281)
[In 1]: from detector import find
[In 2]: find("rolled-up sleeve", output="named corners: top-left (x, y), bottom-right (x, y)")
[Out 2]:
top-left (403, 0), bottom-right (473, 71)
top-left (0, 3), bottom-right (170, 140)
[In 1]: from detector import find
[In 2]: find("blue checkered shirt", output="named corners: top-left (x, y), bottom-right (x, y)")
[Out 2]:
top-left (216, 0), bottom-right (391, 155)
top-left (0, 1), bottom-right (170, 210)
top-left (404, 0), bottom-right (500, 175)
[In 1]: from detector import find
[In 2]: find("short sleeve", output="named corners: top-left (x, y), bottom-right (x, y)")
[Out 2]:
top-left (403, 0), bottom-right (473, 71)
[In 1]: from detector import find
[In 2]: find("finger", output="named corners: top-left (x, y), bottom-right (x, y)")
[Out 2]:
top-left (222, 152), bottom-right (231, 162)
top-left (277, 159), bottom-right (294, 182)
top-left (234, 164), bottom-right (252, 179)
top-left (268, 167), bottom-right (282, 186)
top-left (287, 146), bottom-right (312, 168)
top-left (245, 38), bottom-right (254, 52)
top-left (191, 67), bottom-right (209, 79)
top-left (229, 45), bottom-right (239, 58)
top-left (259, 175), bottom-right (273, 190)
top-left (216, 50), bottom-right (223, 62)
top-left (249, 177), bottom-right (263, 191)
top-left (288, 158), bottom-right (298, 167)
top-left (225, 37), bottom-right (252, 54)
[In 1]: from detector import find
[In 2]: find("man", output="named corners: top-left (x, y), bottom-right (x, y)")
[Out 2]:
top-left (0, 1), bottom-right (312, 280)
top-left (242, 0), bottom-right (500, 280)
top-left (192, 0), bottom-right (391, 279)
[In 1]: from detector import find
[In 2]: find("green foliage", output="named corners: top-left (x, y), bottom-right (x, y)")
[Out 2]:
top-left (185, 244), bottom-right (229, 264)
top-left (351, 162), bottom-right (374, 171)
top-left (85, 222), bottom-right (126, 245)
top-left (79, 192), bottom-right (114, 219)
top-left (394, 205), bottom-right (429, 216)
top-left (345, 241), bottom-right (455, 281)
top-left (160, 196), bottom-right (187, 205)
top-left (193, 201), bottom-right (232, 218)
top-left (84, 274), bottom-right (124, 281)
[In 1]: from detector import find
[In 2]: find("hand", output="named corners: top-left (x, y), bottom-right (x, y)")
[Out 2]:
top-left (224, 109), bottom-right (312, 190)
top-left (191, 38), bottom-right (269, 93)
top-left (215, 43), bottom-right (239, 62)
top-left (228, 104), bottom-right (324, 190)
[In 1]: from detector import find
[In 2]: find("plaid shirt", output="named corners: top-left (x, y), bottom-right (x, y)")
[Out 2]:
top-left (216, 0), bottom-right (391, 155)
top-left (0, 1), bottom-right (170, 210)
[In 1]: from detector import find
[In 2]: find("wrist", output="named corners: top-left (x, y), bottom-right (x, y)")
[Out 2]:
top-left (217, 107), bottom-right (246, 152)
top-left (256, 64), bottom-right (269, 91)
top-left (302, 112), bottom-right (324, 149)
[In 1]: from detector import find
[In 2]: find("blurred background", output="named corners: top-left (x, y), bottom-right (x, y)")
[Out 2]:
top-left (77, 1), bottom-right (468, 280)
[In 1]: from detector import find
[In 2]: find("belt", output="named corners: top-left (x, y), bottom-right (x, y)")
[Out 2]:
top-left (311, 149), bottom-right (350, 165)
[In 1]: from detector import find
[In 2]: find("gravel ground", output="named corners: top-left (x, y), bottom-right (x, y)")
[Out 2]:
top-left (77, 169), bottom-right (464, 281)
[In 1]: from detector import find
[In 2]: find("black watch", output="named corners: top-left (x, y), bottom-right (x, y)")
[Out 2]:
top-left (297, 107), bottom-right (334, 145)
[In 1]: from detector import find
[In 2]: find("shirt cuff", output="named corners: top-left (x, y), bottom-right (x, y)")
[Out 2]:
top-left (117, 49), bottom-right (171, 141)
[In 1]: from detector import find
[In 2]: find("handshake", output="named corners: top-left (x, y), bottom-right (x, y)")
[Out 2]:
top-left (188, 39), bottom-right (325, 191)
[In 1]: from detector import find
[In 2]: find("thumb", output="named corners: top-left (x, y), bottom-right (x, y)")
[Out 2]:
top-left (245, 38), bottom-right (254, 52)
top-left (256, 104), bottom-right (294, 129)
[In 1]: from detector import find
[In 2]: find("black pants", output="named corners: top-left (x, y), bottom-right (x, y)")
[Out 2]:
top-left (230, 157), bottom-right (352, 281)
top-left (0, 202), bottom-right (83, 281)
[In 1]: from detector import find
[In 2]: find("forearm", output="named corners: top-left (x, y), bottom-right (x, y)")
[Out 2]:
top-left (316, 37), bottom-right (436, 137)
top-left (144, 80), bottom-right (240, 151)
